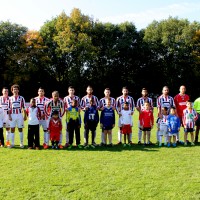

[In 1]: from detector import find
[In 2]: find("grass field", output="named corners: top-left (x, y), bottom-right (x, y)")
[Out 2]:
top-left (0, 110), bottom-right (200, 200)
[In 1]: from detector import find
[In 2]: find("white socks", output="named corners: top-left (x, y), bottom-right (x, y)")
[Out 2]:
top-left (138, 129), bottom-right (142, 141)
top-left (101, 132), bottom-right (105, 143)
top-left (19, 132), bottom-right (23, 144)
top-left (6, 131), bottom-right (10, 141)
top-left (118, 130), bottom-right (122, 142)
top-left (59, 133), bottom-right (62, 145)
top-left (10, 133), bottom-right (15, 146)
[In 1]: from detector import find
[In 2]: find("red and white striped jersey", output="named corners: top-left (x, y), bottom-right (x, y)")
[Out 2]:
top-left (157, 95), bottom-right (175, 114)
top-left (116, 95), bottom-right (135, 114)
top-left (80, 95), bottom-right (99, 110)
top-left (136, 97), bottom-right (153, 111)
top-left (63, 95), bottom-right (80, 109)
top-left (99, 97), bottom-right (116, 108)
top-left (44, 98), bottom-right (65, 118)
top-left (182, 108), bottom-right (198, 128)
top-left (9, 96), bottom-right (25, 114)
top-left (34, 96), bottom-right (49, 119)
top-left (0, 96), bottom-right (11, 113)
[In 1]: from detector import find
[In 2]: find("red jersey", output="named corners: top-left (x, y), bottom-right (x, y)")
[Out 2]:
top-left (139, 110), bottom-right (154, 128)
top-left (174, 94), bottom-right (190, 118)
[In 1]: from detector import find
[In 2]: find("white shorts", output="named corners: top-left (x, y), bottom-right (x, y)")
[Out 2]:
top-left (3, 113), bottom-right (10, 128)
top-left (39, 120), bottom-right (48, 131)
top-left (168, 132), bottom-right (178, 137)
top-left (159, 130), bottom-right (168, 136)
top-left (10, 114), bottom-right (24, 128)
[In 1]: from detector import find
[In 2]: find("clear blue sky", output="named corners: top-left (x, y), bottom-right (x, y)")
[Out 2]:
top-left (1, 0), bottom-right (200, 30)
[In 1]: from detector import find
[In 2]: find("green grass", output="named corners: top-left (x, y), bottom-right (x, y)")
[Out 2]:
top-left (0, 111), bottom-right (200, 200)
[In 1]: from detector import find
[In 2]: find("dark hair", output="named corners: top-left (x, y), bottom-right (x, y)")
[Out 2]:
top-left (52, 110), bottom-right (59, 115)
top-left (142, 88), bottom-right (147, 91)
top-left (68, 86), bottom-right (74, 90)
top-left (30, 98), bottom-right (35, 102)
top-left (105, 88), bottom-right (110, 91)
top-left (2, 87), bottom-right (8, 90)
top-left (122, 86), bottom-right (128, 90)
top-left (124, 102), bottom-right (129, 105)
top-left (170, 106), bottom-right (176, 110)
top-left (186, 100), bottom-right (192, 103)
top-left (38, 87), bottom-right (44, 91)
top-left (162, 107), bottom-right (168, 111)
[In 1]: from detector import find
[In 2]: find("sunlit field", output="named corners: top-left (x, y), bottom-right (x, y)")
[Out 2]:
top-left (0, 110), bottom-right (200, 200)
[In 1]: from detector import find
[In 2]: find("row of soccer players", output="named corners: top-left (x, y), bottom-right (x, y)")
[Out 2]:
top-left (0, 84), bottom-right (200, 148)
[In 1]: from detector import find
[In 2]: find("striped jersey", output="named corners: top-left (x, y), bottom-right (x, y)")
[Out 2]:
top-left (99, 97), bottom-right (116, 108)
top-left (80, 95), bottom-right (99, 110)
top-left (34, 96), bottom-right (49, 120)
top-left (182, 108), bottom-right (198, 128)
top-left (44, 98), bottom-right (65, 118)
top-left (0, 96), bottom-right (11, 114)
top-left (116, 95), bottom-right (135, 114)
top-left (63, 95), bottom-right (80, 109)
top-left (157, 95), bottom-right (175, 114)
top-left (9, 95), bottom-right (25, 114)
top-left (136, 97), bottom-right (153, 111)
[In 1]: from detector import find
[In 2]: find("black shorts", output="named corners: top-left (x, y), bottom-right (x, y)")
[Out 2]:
top-left (184, 128), bottom-right (194, 133)
top-left (102, 126), bottom-right (113, 131)
top-left (143, 127), bottom-right (151, 131)
top-left (195, 114), bottom-right (200, 127)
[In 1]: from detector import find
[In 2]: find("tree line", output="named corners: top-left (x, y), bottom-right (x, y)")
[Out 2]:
top-left (0, 8), bottom-right (200, 101)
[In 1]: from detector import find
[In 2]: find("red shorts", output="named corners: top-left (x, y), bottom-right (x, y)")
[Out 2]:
top-left (121, 125), bottom-right (132, 134)
top-left (50, 133), bottom-right (60, 141)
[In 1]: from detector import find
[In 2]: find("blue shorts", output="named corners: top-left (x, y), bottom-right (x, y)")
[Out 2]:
top-left (102, 126), bottom-right (113, 131)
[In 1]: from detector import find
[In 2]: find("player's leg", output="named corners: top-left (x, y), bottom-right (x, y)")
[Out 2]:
top-left (158, 131), bottom-right (163, 146)
top-left (9, 114), bottom-right (17, 148)
top-left (117, 117), bottom-right (122, 144)
top-left (138, 120), bottom-right (142, 144)
top-left (190, 131), bottom-right (195, 145)
top-left (147, 131), bottom-right (151, 144)
top-left (195, 126), bottom-right (199, 143)
top-left (27, 125), bottom-right (33, 148)
top-left (34, 125), bottom-right (40, 149)
top-left (143, 131), bottom-right (147, 145)
top-left (65, 122), bottom-right (69, 147)
top-left (173, 135), bottom-right (176, 147)
top-left (0, 127), bottom-right (4, 147)
top-left (17, 114), bottom-right (24, 148)
top-left (75, 125), bottom-right (81, 148)
top-left (104, 130), bottom-right (107, 145)
top-left (184, 129), bottom-right (188, 146)
top-left (108, 130), bottom-right (112, 145)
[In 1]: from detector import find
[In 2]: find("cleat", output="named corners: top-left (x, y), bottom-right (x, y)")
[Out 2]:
top-left (52, 145), bottom-right (55, 149)
top-left (55, 145), bottom-right (59, 150)
top-left (159, 143), bottom-right (162, 147)
top-left (117, 142), bottom-right (122, 145)
top-left (191, 142), bottom-right (195, 146)
top-left (138, 141), bottom-right (141, 145)
top-left (90, 144), bottom-right (95, 148)
top-left (172, 143), bottom-right (176, 147)
top-left (184, 142), bottom-right (187, 146)
top-left (167, 143), bottom-right (171, 147)
top-left (77, 144), bottom-right (82, 149)
top-left (35, 147), bottom-right (40, 150)
top-left (20, 144), bottom-right (24, 148)
top-left (68, 144), bottom-right (73, 149)
top-left (59, 144), bottom-right (63, 149)
top-left (64, 143), bottom-right (69, 148)
top-left (123, 143), bottom-right (127, 147)
top-left (44, 144), bottom-right (49, 149)
top-left (6, 141), bottom-right (10, 147)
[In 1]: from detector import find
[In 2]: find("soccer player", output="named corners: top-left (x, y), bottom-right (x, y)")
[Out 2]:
top-left (0, 106), bottom-right (4, 147)
top-left (116, 86), bottom-right (134, 145)
top-left (136, 88), bottom-right (153, 144)
top-left (26, 98), bottom-right (41, 150)
top-left (63, 86), bottom-right (80, 147)
top-left (9, 84), bottom-right (27, 148)
top-left (157, 107), bottom-right (168, 146)
top-left (48, 110), bottom-right (62, 149)
top-left (167, 107), bottom-right (181, 147)
top-left (182, 100), bottom-right (198, 146)
top-left (34, 87), bottom-right (49, 148)
top-left (100, 98), bottom-right (115, 146)
top-left (83, 98), bottom-right (99, 148)
top-left (139, 102), bottom-right (154, 146)
top-left (66, 99), bottom-right (82, 149)
top-left (99, 88), bottom-right (115, 145)
top-left (44, 91), bottom-right (65, 149)
top-left (193, 97), bottom-right (200, 143)
top-left (156, 86), bottom-right (175, 143)
top-left (0, 87), bottom-right (12, 147)
top-left (81, 85), bottom-right (99, 145)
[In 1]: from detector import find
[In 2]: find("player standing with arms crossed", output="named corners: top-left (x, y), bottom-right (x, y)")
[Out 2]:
top-left (116, 86), bottom-right (135, 145)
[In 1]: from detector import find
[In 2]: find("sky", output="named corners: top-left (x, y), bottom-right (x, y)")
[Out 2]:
top-left (0, 0), bottom-right (200, 30)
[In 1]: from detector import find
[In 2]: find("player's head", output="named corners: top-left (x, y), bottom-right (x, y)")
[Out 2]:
top-left (106, 97), bottom-right (111, 107)
top-left (86, 85), bottom-right (93, 95)
top-left (162, 86), bottom-right (169, 95)
top-left (161, 107), bottom-right (168, 115)
top-left (52, 91), bottom-right (59, 101)
top-left (68, 86), bottom-right (75, 96)
top-left (179, 85), bottom-right (186, 95)
top-left (123, 102), bottom-right (129, 110)
top-left (2, 87), bottom-right (9, 96)
top-left (141, 88), bottom-right (148, 97)
top-left (30, 98), bottom-right (36, 106)
top-left (38, 87), bottom-right (45, 97)
top-left (71, 99), bottom-right (77, 107)
top-left (89, 98), bottom-right (94, 106)
top-left (122, 86), bottom-right (128, 96)
top-left (170, 107), bottom-right (176, 115)
top-left (52, 110), bottom-right (59, 119)
top-left (186, 100), bottom-right (192, 109)
top-left (11, 84), bottom-right (20, 95)
top-left (104, 88), bottom-right (111, 97)
top-left (144, 102), bottom-right (150, 110)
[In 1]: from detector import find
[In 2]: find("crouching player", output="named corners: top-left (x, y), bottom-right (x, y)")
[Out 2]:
top-left (100, 98), bottom-right (115, 146)
top-left (156, 107), bottom-right (168, 146)
top-left (167, 107), bottom-right (180, 147)
top-left (182, 100), bottom-right (198, 146)
top-left (48, 110), bottom-right (62, 149)
top-left (139, 102), bottom-right (154, 146)
top-left (66, 99), bottom-right (82, 149)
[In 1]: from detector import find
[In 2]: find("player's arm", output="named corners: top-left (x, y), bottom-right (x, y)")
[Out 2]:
top-left (130, 97), bottom-right (135, 115)
top-left (22, 97), bottom-right (27, 121)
